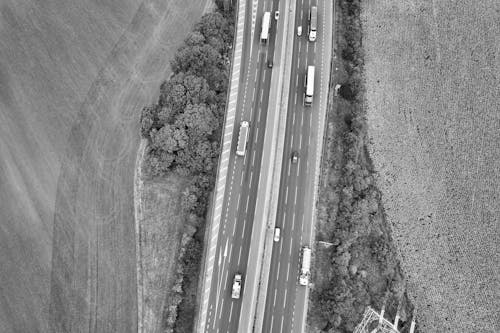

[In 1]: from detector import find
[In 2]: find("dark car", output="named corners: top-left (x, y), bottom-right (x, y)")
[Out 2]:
top-left (291, 151), bottom-right (299, 164)
top-left (267, 59), bottom-right (273, 68)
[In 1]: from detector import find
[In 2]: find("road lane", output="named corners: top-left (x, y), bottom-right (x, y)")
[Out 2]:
top-left (261, 0), bottom-right (333, 331)
top-left (206, 0), bottom-right (282, 331)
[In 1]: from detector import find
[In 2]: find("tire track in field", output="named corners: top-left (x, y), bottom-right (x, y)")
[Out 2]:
top-left (48, 1), bottom-right (208, 332)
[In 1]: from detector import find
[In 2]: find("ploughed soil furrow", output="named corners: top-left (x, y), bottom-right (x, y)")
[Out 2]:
top-left (364, 0), bottom-right (500, 332)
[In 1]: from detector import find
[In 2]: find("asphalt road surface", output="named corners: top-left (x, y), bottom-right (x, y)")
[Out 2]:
top-left (204, 0), bottom-right (282, 332)
top-left (261, 0), bottom-right (333, 332)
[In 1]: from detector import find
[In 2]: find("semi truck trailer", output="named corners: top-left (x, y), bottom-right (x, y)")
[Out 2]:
top-left (304, 65), bottom-right (315, 106)
top-left (299, 246), bottom-right (311, 286)
top-left (261, 12), bottom-right (271, 43)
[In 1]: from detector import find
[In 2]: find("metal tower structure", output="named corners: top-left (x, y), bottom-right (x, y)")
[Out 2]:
top-left (353, 302), bottom-right (416, 333)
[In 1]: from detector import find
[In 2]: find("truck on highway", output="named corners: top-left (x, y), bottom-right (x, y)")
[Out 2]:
top-left (232, 273), bottom-right (242, 299)
top-left (236, 121), bottom-right (249, 156)
top-left (299, 246), bottom-right (311, 286)
top-left (304, 65), bottom-right (315, 106)
top-left (261, 12), bottom-right (271, 43)
top-left (308, 6), bottom-right (318, 42)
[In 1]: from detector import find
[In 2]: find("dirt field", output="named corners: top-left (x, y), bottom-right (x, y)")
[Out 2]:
top-left (0, 0), bottom-right (209, 332)
top-left (363, 0), bottom-right (500, 332)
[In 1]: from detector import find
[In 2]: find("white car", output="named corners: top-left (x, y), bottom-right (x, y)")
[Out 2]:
top-left (274, 227), bottom-right (281, 242)
top-left (297, 26), bottom-right (302, 36)
top-left (274, 11), bottom-right (279, 20)
top-left (231, 274), bottom-right (242, 299)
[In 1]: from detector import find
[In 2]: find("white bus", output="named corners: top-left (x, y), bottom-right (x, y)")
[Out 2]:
top-left (304, 66), bottom-right (315, 106)
top-left (261, 12), bottom-right (271, 43)
top-left (299, 246), bottom-right (311, 286)
top-left (236, 121), bottom-right (249, 156)
top-left (309, 6), bottom-right (317, 42)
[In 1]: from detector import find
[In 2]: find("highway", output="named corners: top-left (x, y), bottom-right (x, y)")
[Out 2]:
top-left (204, 0), bottom-right (282, 331)
top-left (261, 0), bottom-right (333, 332)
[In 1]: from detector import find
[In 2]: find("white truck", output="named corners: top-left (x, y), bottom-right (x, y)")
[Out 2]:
top-left (232, 273), bottom-right (242, 299)
top-left (308, 6), bottom-right (318, 42)
top-left (261, 12), bottom-right (271, 43)
top-left (299, 246), bottom-right (311, 286)
top-left (304, 65), bottom-right (315, 106)
top-left (236, 121), bottom-right (249, 156)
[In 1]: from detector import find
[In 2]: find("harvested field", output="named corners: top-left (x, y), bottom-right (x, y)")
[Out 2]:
top-left (363, 0), bottom-right (500, 332)
top-left (0, 0), bottom-right (209, 332)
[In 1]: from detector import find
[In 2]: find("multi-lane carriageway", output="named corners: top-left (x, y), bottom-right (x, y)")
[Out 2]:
top-left (204, 0), bottom-right (281, 332)
top-left (262, 0), bottom-right (332, 332)
top-left (202, 0), bottom-right (333, 332)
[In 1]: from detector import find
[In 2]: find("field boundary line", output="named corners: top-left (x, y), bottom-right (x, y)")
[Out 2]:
top-left (133, 139), bottom-right (147, 333)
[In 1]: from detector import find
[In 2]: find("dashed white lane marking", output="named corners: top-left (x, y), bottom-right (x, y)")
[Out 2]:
top-left (285, 186), bottom-right (289, 205)
top-left (238, 246), bottom-right (243, 265)
top-left (229, 302), bottom-right (234, 323)
top-left (273, 288), bottom-right (277, 307)
top-left (242, 217), bottom-right (247, 239)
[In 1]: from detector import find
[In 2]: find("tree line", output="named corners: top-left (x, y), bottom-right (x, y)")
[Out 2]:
top-left (139, 1), bottom-right (235, 331)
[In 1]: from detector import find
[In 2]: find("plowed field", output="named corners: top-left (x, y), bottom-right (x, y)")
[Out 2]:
top-left (0, 0), bottom-right (208, 332)
top-left (364, 0), bottom-right (500, 332)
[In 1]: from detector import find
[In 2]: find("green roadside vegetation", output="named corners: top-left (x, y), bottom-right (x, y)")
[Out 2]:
top-left (139, 1), bottom-right (234, 331)
top-left (309, 0), bottom-right (417, 332)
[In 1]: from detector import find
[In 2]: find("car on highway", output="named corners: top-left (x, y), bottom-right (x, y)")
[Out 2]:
top-left (274, 11), bottom-right (279, 20)
top-left (291, 151), bottom-right (299, 164)
top-left (232, 273), bottom-right (242, 299)
top-left (267, 59), bottom-right (273, 68)
top-left (274, 227), bottom-right (281, 242)
top-left (297, 26), bottom-right (302, 36)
